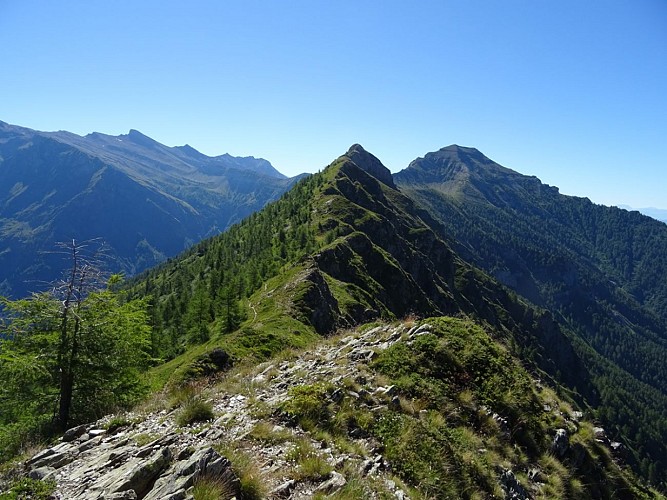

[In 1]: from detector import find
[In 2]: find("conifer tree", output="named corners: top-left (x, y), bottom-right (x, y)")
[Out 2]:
top-left (0, 240), bottom-right (150, 456)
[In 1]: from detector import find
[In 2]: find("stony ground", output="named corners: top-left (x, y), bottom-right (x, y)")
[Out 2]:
top-left (19, 322), bottom-right (430, 499)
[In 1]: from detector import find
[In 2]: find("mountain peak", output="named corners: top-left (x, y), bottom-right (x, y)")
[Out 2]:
top-left (125, 129), bottom-right (160, 148)
top-left (174, 143), bottom-right (206, 159)
top-left (435, 144), bottom-right (494, 164)
top-left (440, 144), bottom-right (480, 153)
top-left (344, 144), bottom-right (396, 189)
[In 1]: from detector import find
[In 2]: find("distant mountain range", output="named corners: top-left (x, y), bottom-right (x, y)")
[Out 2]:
top-left (618, 205), bottom-right (667, 223)
top-left (0, 121), bottom-right (304, 298)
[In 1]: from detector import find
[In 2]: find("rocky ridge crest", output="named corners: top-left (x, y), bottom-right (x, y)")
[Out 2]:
top-left (6, 319), bottom-right (636, 499)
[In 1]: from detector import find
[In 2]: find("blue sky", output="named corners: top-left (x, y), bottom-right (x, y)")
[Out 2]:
top-left (1, 1), bottom-right (666, 208)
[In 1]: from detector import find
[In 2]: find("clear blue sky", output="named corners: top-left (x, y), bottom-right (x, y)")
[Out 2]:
top-left (1, 1), bottom-right (666, 208)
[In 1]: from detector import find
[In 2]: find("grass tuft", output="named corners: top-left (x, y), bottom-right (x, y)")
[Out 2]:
top-left (175, 397), bottom-right (214, 427)
top-left (286, 437), bottom-right (333, 481)
top-left (192, 475), bottom-right (238, 500)
top-left (215, 442), bottom-right (268, 500)
top-left (0, 477), bottom-right (56, 500)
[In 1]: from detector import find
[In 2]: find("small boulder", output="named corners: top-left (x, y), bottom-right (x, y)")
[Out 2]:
top-left (271, 479), bottom-right (296, 498)
top-left (551, 428), bottom-right (569, 457)
top-left (500, 469), bottom-right (530, 500)
top-left (62, 424), bottom-right (87, 442)
top-left (28, 466), bottom-right (56, 481)
top-left (528, 467), bottom-right (545, 483)
top-left (315, 471), bottom-right (347, 494)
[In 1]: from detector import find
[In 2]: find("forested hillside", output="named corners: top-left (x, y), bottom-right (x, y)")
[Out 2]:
top-left (2, 143), bottom-right (664, 497)
top-left (128, 145), bottom-right (589, 397)
top-left (118, 145), bottom-right (658, 491)
top-left (395, 145), bottom-right (667, 486)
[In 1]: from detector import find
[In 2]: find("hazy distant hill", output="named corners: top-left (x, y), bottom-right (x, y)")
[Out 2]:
top-left (618, 205), bottom-right (667, 224)
top-left (0, 121), bottom-right (303, 298)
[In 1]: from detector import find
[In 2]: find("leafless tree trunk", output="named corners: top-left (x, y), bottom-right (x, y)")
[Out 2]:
top-left (51, 239), bottom-right (107, 431)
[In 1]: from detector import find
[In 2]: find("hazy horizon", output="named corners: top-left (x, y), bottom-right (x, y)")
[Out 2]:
top-left (2, 1), bottom-right (665, 209)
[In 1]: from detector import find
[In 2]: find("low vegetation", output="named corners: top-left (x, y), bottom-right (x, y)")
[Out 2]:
top-left (0, 477), bottom-right (56, 500)
top-left (192, 475), bottom-right (237, 500)
top-left (214, 442), bottom-right (267, 500)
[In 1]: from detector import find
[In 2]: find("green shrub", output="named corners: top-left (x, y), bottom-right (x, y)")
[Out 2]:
top-left (103, 414), bottom-right (132, 432)
top-left (247, 422), bottom-right (291, 444)
top-left (0, 477), bottom-right (56, 500)
top-left (175, 397), bottom-right (214, 427)
top-left (280, 382), bottom-right (333, 430)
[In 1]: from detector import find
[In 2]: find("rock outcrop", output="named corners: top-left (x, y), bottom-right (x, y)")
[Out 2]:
top-left (8, 320), bottom-right (641, 499)
top-left (24, 426), bottom-right (238, 499)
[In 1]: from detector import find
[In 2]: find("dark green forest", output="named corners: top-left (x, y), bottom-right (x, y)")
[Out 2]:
top-left (395, 146), bottom-right (667, 487)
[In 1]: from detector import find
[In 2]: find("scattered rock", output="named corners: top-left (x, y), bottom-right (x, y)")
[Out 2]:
top-left (500, 469), bottom-right (530, 500)
top-left (62, 424), bottom-right (87, 442)
top-left (145, 447), bottom-right (238, 500)
top-left (314, 471), bottom-right (347, 494)
top-left (271, 479), bottom-right (296, 497)
top-left (348, 348), bottom-right (378, 362)
top-left (330, 388), bottom-right (344, 403)
top-left (491, 412), bottom-right (510, 435)
top-left (15, 321), bottom-right (599, 500)
top-left (594, 426), bottom-right (609, 444)
top-left (551, 428), bottom-right (569, 457)
top-left (389, 396), bottom-right (401, 410)
top-left (28, 466), bottom-right (56, 481)
top-left (528, 467), bottom-right (545, 483)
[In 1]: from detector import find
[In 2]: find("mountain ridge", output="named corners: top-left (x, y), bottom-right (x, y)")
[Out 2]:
top-left (395, 147), bottom-right (667, 486)
top-left (0, 120), bottom-right (302, 298)
top-left (133, 143), bottom-right (596, 409)
top-left (1, 141), bottom-right (665, 496)
top-left (1, 128), bottom-right (666, 491)
top-left (114, 143), bottom-right (664, 494)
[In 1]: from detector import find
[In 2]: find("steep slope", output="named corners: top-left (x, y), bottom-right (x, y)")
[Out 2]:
top-left (0, 121), bottom-right (301, 298)
top-left (619, 206), bottom-right (667, 224)
top-left (133, 145), bottom-right (592, 405)
top-left (6, 320), bottom-right (658, 499)
top-left (395, 145), bottom-right (667, 486)
top-left (3, 144), bottom-right (659, 497)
